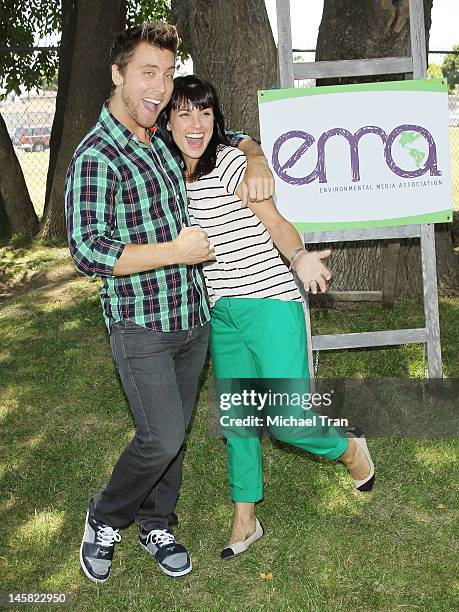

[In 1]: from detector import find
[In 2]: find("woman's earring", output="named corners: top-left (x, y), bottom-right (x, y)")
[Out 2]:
top-left (167, 123), bottom-right (171, 131)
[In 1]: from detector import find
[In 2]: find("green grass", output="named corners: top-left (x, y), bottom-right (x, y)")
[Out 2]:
top-left (0, 245), bottom-right (458, 611)
top-left (310, 297), bottom-right (459, 378)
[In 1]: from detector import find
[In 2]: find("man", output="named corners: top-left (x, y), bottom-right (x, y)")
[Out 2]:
top-left (65, 22), bottom-right (275, 583)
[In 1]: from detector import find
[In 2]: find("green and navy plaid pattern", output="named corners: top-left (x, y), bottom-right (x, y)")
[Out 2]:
top-left (65, 104), bottom-right (244, 332)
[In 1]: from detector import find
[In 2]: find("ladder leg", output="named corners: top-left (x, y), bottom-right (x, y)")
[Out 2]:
top-left (420, 224), bottom-right (442, 378)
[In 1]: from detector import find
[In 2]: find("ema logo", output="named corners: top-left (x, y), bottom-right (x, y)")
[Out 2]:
top-left (272, 124), bottom-right (441, 185)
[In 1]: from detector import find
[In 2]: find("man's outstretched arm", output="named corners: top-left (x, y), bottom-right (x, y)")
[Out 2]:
top-left (66, 154), bottom-right (215, 278)
top-left (226, 131), bottom-right (275, 205)
top-left (112, 227), bottom-right (215, 276)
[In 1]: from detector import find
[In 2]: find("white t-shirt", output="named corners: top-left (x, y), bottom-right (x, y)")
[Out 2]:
top-left (186, 145), bottom-right (302, 307)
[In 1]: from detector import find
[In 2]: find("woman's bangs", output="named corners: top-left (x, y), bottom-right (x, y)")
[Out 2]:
top-left (171, 82), bottom-right (214, 111)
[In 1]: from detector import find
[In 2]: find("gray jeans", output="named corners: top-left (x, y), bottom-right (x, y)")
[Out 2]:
top-left (91, 319), bottom-right (210, 531)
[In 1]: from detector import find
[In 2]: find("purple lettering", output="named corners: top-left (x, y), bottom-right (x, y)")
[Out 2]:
top-left (385, 124), bottom-right (441, 178)
top-left (272, 130), bottom-right (317, 185)
top-left (272, 124), bottom-right (440, 185)
top-left (316, 126), bottom-right (387, 183)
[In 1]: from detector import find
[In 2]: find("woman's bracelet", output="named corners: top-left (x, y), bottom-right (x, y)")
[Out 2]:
top-left (289, 247), bottom-right (307, 272)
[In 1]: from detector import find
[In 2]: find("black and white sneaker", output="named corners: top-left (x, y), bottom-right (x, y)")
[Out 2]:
top-left (139, 527), bottom-right (192, 577)
top-left (79, 510), bottom-right (121, 583)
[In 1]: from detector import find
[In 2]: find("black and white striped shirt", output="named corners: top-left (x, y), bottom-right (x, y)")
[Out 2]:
top-left (187, 146), bottom-right (301, 307)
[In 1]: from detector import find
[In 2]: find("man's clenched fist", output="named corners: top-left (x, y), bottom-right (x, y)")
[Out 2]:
top-left (174, 226), bottom-right (216, 265)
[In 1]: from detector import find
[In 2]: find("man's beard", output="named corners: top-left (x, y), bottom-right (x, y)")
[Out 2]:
top-left (121, 87), bottom-right (157, 129)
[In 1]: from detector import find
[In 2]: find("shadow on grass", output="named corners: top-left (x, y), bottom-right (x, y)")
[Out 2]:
top-left (0, 290), bottom-right (458, 609)
top-left (0, 293), bottom-right (130, 590)
top-left (0, 290), bottom-right (217, 602)
top-left (0, 243), bottom-right (77, 302)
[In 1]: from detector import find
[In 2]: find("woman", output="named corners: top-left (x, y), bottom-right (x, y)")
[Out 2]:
top-left (159, 76), bottom-right (375, 559)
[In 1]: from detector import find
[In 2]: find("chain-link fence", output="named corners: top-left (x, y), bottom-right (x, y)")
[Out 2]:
top-left (1, 49), bottom-right (458, 220)
top-left (2, 88), bottom-right (55, 219)
top-left (1, 45), bottom-right (58, 220)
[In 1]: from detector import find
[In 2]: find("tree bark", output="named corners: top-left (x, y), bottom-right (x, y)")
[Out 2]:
top-left (316, 0), bottom-right (422, 83)
top-left (0, 112), bottom-right (39, 237)
top-left (0, 195), bottom-right (12, 240)
top-left (39, 0), bottom-right (126, 240)
top-left (171, 0), bottom-right (277, 141)
top-left (44, 0), bottom-right (78, 213)
top-left (314, 0), bottom-right (458, 296)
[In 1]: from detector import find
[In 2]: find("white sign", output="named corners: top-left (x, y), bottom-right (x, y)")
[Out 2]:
top-left (258, 79), bottom-right (453, 231)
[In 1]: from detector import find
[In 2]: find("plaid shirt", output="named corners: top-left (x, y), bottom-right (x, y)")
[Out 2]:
top-left (65, 103), bottom-right (245, 332)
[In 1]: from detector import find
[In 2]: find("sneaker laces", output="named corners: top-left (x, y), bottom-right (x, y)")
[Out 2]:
top-left (146, 529), bottom-right (175, 547)
top-left (95, 525), bottom-right (121, 547)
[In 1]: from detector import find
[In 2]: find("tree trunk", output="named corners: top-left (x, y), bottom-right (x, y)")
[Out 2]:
top-left (44, 0), bottom-right (78, 212)
top-left (0, 112), bottom-right (39, 237)
top-left (0, 195), bottom-right (12, 240)
top-left (39, 0), bottom-right (126, 240)
top-left (316, 0), bottom-right (419, 84)
top-left (314, 0), bottom-right (458, 296)
top-left (171, 0), bottom-right (277, 141)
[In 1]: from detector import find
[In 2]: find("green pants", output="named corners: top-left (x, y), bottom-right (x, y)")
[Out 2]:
top-left (210, 297), bottom-right (348, 502)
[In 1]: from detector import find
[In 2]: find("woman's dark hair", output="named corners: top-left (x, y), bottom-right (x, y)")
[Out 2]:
top-left (158, 75), bottom-right (230, 181)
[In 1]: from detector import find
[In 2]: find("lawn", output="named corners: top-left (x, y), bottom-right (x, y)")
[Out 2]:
top-left (0, 244), bottom-right (457, 611)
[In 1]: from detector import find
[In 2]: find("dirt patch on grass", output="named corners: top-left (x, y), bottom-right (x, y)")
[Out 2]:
top-left (0, 245), bottom-right (96, 305)
top-left (0, 263), bottom-right (79, 301)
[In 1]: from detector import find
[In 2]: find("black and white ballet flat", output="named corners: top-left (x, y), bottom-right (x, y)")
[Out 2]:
top-left (220, 518), bottom-right (265, 560)
top-left (345, 427), bottom-right (375, 492)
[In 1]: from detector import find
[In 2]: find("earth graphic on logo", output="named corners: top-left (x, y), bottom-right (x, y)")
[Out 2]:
top-left (398, 131), bottom-right (426, 168)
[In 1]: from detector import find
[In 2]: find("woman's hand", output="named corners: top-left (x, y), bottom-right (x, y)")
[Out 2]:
top-left (294, 249), bottom-right (332, 294)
